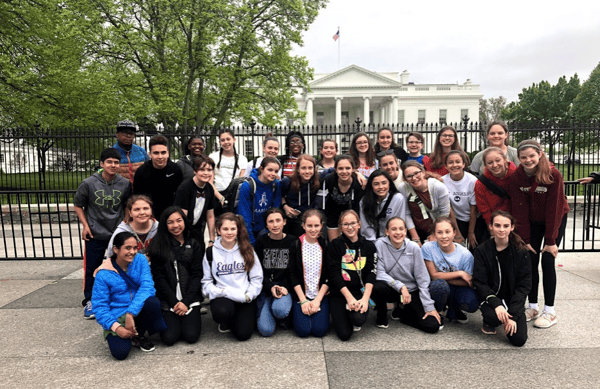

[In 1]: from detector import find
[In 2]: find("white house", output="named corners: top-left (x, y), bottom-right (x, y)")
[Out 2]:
top-left (294, 64), bottom-right (482, 127)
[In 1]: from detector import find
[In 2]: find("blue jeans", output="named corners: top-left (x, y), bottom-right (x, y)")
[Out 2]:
top-left (256, 292), bottom-right (292, 337)
top-left (428, 279), bottom-right (478, 318)
top-left (293, 296), bottom-right (330, 338)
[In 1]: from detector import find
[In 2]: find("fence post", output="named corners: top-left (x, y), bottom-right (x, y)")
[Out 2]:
top-left (462, 115), bottom-right (469, 148)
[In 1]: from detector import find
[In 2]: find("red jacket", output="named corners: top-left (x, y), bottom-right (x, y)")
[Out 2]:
top-left (475, 163), bottom-right (516, 225)
top-left (424, 157), bottom-right (448, 177)
top-left (508, 165), bottom-right (569, 245)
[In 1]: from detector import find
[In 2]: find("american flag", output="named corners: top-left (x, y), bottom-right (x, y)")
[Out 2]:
top-left (333, 29), bottom-right (340, 41)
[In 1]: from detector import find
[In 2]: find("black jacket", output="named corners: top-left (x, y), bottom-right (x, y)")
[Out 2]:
top-left (150, 236), bottom-right (204, 310)
top-left (133, 159), bottom-right (183, 219)
top-left (326, 233), bottom-right (377, 297)
top-left (288, 236), bottom-right (329, 301)
top-left (254, 234), bottom-right (298, 293)
top-left (473, 239), bottom-right (532, 321)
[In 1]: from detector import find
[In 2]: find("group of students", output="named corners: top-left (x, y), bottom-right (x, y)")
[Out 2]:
top-left (74, 122), bottom-right (596, 360)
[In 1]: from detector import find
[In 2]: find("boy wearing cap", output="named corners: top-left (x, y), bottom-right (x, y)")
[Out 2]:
top-left (113, 119), bottom-right (150, 183)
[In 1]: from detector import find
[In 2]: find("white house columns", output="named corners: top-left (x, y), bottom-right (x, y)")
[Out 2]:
top-left (392, 97), bottom-right (398, 124)
top-left (305, 98), bottom-right (313, 127)
top-left (363, 96), bottom-right (371, 125)
top-left (335, 96), bottom-right (343, 126)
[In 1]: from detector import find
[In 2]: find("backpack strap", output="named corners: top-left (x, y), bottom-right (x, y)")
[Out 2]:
top-left (205, 246), bottom-right (216, 285)
top-left (374, 194), bottom-right (395, 238)
top-left (478, 174), bottom-right (510, 199)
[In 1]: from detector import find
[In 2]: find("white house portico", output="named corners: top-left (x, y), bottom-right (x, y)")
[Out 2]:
top-left (296, 65), bottom-right (482, 127)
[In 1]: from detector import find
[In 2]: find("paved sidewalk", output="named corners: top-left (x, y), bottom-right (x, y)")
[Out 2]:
top-left (1, 252), bottom-right (599, 389)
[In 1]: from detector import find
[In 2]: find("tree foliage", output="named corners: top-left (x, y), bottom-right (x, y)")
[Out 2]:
top-left (479, 96), bottom-right (507, 124)
top-left (0, 0), bottom-right (327, 129)
top-left (572, 62), bottom-right (600, 122)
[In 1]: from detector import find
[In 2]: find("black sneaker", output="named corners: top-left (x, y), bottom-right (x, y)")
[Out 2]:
top-left (218, 323), bottom-right (231, 333)
top-left (376, 316), bottom-right (389, 329)
top-left (455, 310), bottom-right (468, 324)
top-left (132, 336), bottom-right (155, 352)
top-left (438, 315), bottom-right (445, 330)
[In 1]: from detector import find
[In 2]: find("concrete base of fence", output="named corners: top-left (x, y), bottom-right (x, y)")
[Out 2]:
top-left (1, 204), bottom-right (78, 224)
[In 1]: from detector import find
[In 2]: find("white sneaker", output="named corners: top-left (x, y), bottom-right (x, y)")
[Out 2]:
top-left (534, 312), bottom-right (557, 328)
top-left (353, 326), bottom-right (362, 332)
top-left (525, 307), bottom-right (540, 322)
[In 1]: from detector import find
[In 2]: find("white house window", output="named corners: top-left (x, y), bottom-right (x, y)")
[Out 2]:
top-left (245, 140), bottom-right (253, 159)
top-left (439, 109), bottom-right (447, 125)
top-left (461, 109), bottom-right (469, 119)
top-left (398, 110), bottom-right (405, 125)
top-left (0, 154), bottom-right (4, 163)
top-left (342, 111), bottom-right (349, 125)
top-left (316, 112), bottom-right (324, 126)
top-left (369, 111), bottom-right (374, 124)
top-left (418, 110), bottom-right (426, 125)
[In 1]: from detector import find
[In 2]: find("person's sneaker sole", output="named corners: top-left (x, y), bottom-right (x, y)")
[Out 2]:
top-left (218, 324), bottom-right (231, 333)
top-left (132, 338), bottom-right (155, 352)
top-left (525, 308), bottom-right (540, 322)
top-left (481, 326), bottom-right (497, 335)
top-left (376, 323), bottom-right (389, 329)
top-left (534, 315), bottom-right (558, 329)
top-left (84, 313), bottom-right (95, 320)
top-left (353, 326), bottom-right (361, 332)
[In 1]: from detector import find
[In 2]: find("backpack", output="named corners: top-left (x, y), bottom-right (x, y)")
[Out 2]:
top-left (221, 177), bottom-right (277, 214)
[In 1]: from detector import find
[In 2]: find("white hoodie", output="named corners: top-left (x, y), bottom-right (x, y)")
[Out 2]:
top-left (201, 238), bottom-right (263, 303)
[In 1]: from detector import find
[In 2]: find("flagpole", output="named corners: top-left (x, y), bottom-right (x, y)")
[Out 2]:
top-left (337, 26), bottom-right (340, 68)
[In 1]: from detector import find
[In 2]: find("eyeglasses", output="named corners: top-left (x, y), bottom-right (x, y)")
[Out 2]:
top-left (405, 171), bottom-right (423, 180)
top-left (289, 139), bottom-right (303, 145)
top-left (355, 140), bottom-right (370, 146)
top-left (377, 149), bottom-right (395, 158)
top-left (441, 134), bottom-right (455, 139)
top-left (341, 221), bottom-right (359, 229)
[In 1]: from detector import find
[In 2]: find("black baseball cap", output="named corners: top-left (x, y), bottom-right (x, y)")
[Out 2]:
top-left (116, 120), bottom-right (136, 133)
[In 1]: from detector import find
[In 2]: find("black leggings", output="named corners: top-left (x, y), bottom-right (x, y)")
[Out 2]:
top-left (372, 281), bottom-right (439, 333)
top-left (210, 297), bottom-right (256, 341)
top-left (480, 302), bottom-right (527, 347)
top-left (160, 307), bottom-right (202, 346)
top-left (528, 214), bottom-right (567, 306)
top-left (329, 293), bottom-right (369, 341)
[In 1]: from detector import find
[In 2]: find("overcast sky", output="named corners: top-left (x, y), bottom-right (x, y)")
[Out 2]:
top-left (292, 0), bottom-right (600, 102)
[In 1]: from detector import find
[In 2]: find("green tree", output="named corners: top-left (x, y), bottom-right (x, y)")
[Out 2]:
top-left (502, 75), bottom-right (580, 161)
top-left (572, 62), bottom-right (600, 122)
top-left (479, 96), bottom-right (507, 124)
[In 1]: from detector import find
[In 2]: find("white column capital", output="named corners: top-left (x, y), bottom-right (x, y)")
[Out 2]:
top-left (363, 96), bottom-right (372, 100)
top-left (334, 96), bottom-right (344, 101)
top-left (305, 96), bottom-right (314, 102)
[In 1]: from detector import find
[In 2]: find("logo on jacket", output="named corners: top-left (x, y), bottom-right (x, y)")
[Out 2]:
top-left (94, 189), bottom-right (123, 207)
top-left (259, 192), bottom-right (268, 207)
top-left (386, 208), bottom-right (392, 215)
top-left (454, 195), bottom-right (461, 202)
top-left (535, 187), bottom-right (548, 193)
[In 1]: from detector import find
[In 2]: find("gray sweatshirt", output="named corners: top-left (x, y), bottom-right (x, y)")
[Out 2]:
top-left (360, 192), bottom-right (415, 241)
top-left (73, 172), bottom-right (131, 240)
top-left (375, 236), bottom-right (435, 312)
top-left (106, 219), bottom-right (159, 257)
top-left (201, 238), bottom-right (263, 303)
top-left (398, 178), bottom-right (450, 222)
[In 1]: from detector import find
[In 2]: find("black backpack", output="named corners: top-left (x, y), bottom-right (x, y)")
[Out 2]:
top-left (221, 177), bottom-right (277, 214)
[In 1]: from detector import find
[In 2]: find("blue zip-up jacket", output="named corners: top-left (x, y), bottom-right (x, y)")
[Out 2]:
top-left (113, 142), bottom-right (149, 164)
top-left (237, 168), bottom-right (282, 245)
top-left (91, 253), bottom-right (156, 331)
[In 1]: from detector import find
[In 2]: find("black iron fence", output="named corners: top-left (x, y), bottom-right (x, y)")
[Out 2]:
top-left (1, 122), bottom-right (599, 259)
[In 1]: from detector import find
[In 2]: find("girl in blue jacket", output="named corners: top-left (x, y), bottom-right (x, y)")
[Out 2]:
top-left (92, 232), bottom-right (166, 360)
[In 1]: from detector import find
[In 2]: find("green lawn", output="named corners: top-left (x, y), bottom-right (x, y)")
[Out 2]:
top-left (0, 171), bottom-right (92, 191)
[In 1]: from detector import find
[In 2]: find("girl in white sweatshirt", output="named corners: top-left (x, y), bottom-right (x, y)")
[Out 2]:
top-left (201, 213), bottom-right (263, 340)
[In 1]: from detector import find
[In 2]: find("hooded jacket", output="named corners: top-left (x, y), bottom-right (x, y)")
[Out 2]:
top-left (473, 239), bottom-right (532, 322)
top-left (508, 165), bottom-right (569, 245)
top-left (317, 172), bottom-right (365, 218)
top-left (281, 167), bottom-right (333, 213)
top-left (150, 235), bottom-right (204, 310)
top-left (326, 233), bottom-right (377, 297)
top-left (91, 253), bottom-right (156, 331)
top-left (106, 219), bottom-right (159, 257)
top-left (73, 172), bottom-right (131, 240)
top-left (375, 236), bottom-right (435, 312)
top-left (237, 168), bottom-right (282, 245)
top-left (474, 162), bottom-right (516, 225)
top-left (398, 177), bottom-right (451, 225)
top-left (201, 238), bottom-right (263, 303)
top-left (360, 192), bottom-right (415, 241)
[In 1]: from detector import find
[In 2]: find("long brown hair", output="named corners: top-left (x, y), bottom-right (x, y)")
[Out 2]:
top-left (350, 132), bottom-right (376, 168)
top-left (490, 210), bottom-right (527, 251)
top-left (517, 139), bottom-right (554, 185)
top-left (290, 154), bottom-right (319, 193)
top-left (216, 212), bottom-right (255, 271)
top-left (429, 126), bottom-right (464, 169)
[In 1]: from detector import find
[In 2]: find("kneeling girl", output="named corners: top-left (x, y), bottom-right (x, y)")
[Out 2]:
top-left (327, 210), bottom-right (376, 341)
top-left (289, 209), bottom-right (330, 337)
top-left (201, 213), bottom-right (263, 341)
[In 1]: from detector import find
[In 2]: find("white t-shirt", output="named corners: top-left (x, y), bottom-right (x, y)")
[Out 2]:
top-left (209, 152), bottom-right (248, 191)
top-left (442, 172), bottom-right (477, 222)
top-left (302, 240), bottom-right (323, 300)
